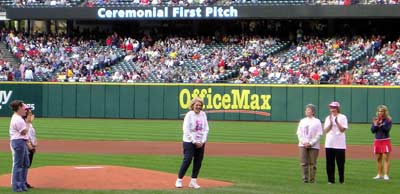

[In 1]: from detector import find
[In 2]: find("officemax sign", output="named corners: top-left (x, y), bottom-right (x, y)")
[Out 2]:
top-left (179, 88), bottom-right (271, 116)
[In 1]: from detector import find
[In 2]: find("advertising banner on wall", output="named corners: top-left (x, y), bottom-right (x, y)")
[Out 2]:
top-left (1, 83), bottom-right (399, 123)
top-left (178, 87), bottom-right (271, 118)
top-left (0, 84), bottom-right (42, 117)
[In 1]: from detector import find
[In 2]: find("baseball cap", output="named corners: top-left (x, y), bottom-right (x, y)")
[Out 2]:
top-left (328, 101), bottom-right (340, 108)
top-left (23, 104), bottom-right (32, 110)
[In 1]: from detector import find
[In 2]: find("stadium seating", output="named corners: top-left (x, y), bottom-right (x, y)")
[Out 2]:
top-left (10, 0), bottom-right (84, 7)
top-left (1, 30), bottom-right (399, 85)
top-left (233, 0), bottom-right (307, 5)
top-left (235, 36), bottom-right (398, 85)
top-left (0, 0), bottom-right (14, 6)
top-left (111, 38), bottom-right (288, 83)
top-left (362, 39), bottom-right (400, 85)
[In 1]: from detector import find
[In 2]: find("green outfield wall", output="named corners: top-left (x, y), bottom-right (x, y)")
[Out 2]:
top-left (1, 83), bottom-right (399, 123)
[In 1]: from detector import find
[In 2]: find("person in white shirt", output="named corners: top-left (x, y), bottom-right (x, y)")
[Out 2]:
top-left (9, 101), bottom-right (32, 192)
top-left (24, 68), bottom-right (34, 81)
top-left (24, 107), bottom-right (37, 189)
top-left (175, 97), bottom-right (209, 189)
top-left (297, 104), bottom-right (323, 183)
top-left (324, 101), bottom-right (348, 184)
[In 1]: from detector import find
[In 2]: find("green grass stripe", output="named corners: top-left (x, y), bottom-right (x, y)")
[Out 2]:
top-left (0, 118), bottom-right (398, 145)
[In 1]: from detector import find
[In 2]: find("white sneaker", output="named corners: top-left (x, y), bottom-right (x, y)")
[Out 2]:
top-left (373, 175), bottom-right (383, 180)
top-left (175, 179), bottom-right (183, 188)
top-left (383, 175), bottom-right (390, 180)
top-left (189, 179), bottom-right (201, 189)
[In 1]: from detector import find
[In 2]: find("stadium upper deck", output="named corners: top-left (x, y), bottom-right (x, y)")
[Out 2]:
top-left (1, 0), bottom-right (399, 8)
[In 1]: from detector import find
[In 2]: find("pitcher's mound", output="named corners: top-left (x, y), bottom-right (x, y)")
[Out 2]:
top-left (0, 165), bottom-right (232, 190)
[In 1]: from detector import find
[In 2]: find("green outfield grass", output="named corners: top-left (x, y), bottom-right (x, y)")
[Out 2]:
top-left (0, 118), bottom-right (398, 145)
top-left (0, 152), bottom-right (398, 194)
top-left (0, 118), bottom-right (399, 194)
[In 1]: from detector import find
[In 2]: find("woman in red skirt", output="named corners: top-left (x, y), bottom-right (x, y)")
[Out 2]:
top-left (371, 105), bottom-right (392, 181)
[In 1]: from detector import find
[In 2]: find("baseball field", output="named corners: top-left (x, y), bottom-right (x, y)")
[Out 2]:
top-left (0, 117), bottom-right (398, 194)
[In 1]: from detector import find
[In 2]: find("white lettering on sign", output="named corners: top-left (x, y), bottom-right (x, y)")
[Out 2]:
top-left (97, 6), bottom-right (238, 19)
top-left (25, 104), bottom-right (35, 111)
top-left (0, 90), bottom-right (13, 110)
top-left (205, 6), bottom-right (238, 18)
top-left (97, 7), bottom-right (169, 19)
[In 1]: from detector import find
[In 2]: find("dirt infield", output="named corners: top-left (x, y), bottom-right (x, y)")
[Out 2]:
top-left (0, 165), bottom-right (232, 190)
top-left (0, 140), bottom-right (398, 159)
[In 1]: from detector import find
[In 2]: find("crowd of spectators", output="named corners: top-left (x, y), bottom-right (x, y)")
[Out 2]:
top-left (86, 0), bottom-right (220, 7)
top-left (361, 37), bottom-right (400, 85)
top-left (112, 35), bottom-right (283, 83)
top-left (235, 35), bottom-right (385, 84)
top-left (236, 34), bottom-right (400, 85)
top-left (2, 30), bottom-right (125, 82)
top-left (309, 0), bottom-right (399, 5)
top-left (1, 29), bottom-right (399, 85)
top-left (13, 0), bottom-right (82, 6)
top-left (0, 52), bottom-right (13, 81)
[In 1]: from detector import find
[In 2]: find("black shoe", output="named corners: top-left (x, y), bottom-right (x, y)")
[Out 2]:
top-left (26, 183), bottom-right (34, 189)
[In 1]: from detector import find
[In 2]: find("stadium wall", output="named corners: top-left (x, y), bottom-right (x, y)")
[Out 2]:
top-left (0, 83), bottom-right (399, 123)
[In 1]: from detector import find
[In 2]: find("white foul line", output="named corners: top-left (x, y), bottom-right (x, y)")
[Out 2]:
top-left (74, 166), bottom-right (104, 169)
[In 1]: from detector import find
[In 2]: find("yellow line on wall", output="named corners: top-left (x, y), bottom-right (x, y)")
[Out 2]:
top-left (1, 82), bottom-right (400, 89)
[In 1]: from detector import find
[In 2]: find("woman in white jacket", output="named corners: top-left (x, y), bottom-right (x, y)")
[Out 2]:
top-left (175, 97), bottom-right (209, 189)
top-left (296, 104), bottom-right (323, 183)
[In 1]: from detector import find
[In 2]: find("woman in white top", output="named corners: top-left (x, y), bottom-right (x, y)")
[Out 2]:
top-left (324, 101), bottom-right (348, 184)
top-left (9, 101), bottom-right (32, 192)
top-left (24, 108), bottom-right (37, 189)
top-left (175, 97), bottom-right (209, 189)
top-left (297, 104), bottom-right (323, 183)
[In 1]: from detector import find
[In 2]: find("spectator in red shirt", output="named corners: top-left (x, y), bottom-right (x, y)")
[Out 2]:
top-left (86, 1), bottom-right (94, 7)
top-left (316, 48), bottom-right (324, 55)
top-left (65, 46), bottom-right (72, 53)
top-left (106, 36), bottom-right (112, 47)
top-left (141, 0), bottom-right (150, 5)
top-left (192, 53), bottom-right (200, 60)
top-left (383, 81), bottom-right (391, 86)
top-left (7, 71), bottom-right (14, 81)
top-left (252, 68), bottom-right (260, 77)
top-left (17, 43), bottom-right (24, 51)
top-left (218, 59), bottom-right (225, 68)
top-left (386, 49), bottom-right (394, 56)
top-left (126, 42), bottom-right (134, 54)
top-left (310, 71), bottom-right (320, 84)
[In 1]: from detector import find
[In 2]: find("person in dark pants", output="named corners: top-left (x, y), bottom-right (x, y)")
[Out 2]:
top-left (324, 101), bottom-right (348, 184)
top-left (175, 97), bottom-right (209, 189)
top-left (23, 108), bottom-right (37, 188)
